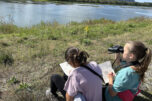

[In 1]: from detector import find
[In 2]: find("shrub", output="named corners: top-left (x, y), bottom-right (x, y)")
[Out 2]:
top-left (146, 40), bottom-right (152, 45)
top-left (81, 39), bottom-right (92, 46)
top-left (0, 42), bottom-right (10, 47)
top-left (19, 83), bottom-right (31, 90)
top-left (17, 37), bottom-right (28, 44)
top-left (69, 29), bottom-right (78, 35)
top-left (0, 49), bottom-right (14, 66)
top-left (48, 33), bottom-right (61, 40)
top-left (8, 76), bottom-right (20, 85)
top-left (0, 23), bottom-right (17, 34)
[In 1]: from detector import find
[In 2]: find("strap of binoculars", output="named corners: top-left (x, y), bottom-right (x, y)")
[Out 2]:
top-left (114, 61), bottom-right (140, 69)
top-left (81, 65), bottom-right (105, 84)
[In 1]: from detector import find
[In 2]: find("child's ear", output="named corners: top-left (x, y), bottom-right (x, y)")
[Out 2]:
top-left (129, 53), bottom-right (135, 60)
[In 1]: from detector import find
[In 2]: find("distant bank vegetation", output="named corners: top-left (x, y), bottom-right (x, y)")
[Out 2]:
top-left (2, 0), bottom-right (152, 7)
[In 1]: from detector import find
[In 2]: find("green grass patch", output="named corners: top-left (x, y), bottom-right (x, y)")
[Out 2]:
top-left (0, 23), bottom-right (17, 34)
top-left (0, 49), bottom-right (14, 66)
top-left (0, 17), bottom-right (152, 101)
top-left (146, 40), bottom-right (152, 45)
top-left (81, 38), bottom-right (92, 46)
top-left (8, 76), bottom-right (20, 85)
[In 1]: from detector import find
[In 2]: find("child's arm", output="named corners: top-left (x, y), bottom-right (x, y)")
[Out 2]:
top-left (108, 72), bottom-right (117, 96)
top-left (66, 93), bottom-right (74, 101)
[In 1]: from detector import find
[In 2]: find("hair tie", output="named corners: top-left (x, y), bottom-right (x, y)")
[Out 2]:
top-left (73, 54), bottom-right (77, 59)
top-left (138, 48), bottom-right (148, 63)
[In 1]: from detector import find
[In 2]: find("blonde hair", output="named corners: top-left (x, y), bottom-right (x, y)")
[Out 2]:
top-left (127, 41), bottom-right (152, 82)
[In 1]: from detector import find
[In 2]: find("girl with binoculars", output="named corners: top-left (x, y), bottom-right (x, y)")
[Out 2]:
top-left (105, 41), bottom-right (152, 101)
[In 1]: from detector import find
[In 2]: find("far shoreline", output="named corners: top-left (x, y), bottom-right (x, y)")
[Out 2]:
top-left (1, 0), bottom-right (152, 7)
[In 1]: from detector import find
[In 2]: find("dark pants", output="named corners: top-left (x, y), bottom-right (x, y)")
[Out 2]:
top-left (50, 74), bottom-right (67, 98)
top-left (51, 73), bottom-right (107, 100)
top-left (102, 86), bottom-right (107, 101)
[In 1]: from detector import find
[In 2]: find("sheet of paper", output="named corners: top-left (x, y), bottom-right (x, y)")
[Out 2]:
top-left (59, 62), bottom-right (75, 76)
top-left (98, 61), bottom-right (115, 83)
top-left (60, 61), bottom-right (115, 83)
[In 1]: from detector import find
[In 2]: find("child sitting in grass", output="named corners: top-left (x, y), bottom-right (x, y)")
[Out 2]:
top-left (106, 41), bottom-right (152, 101)
top-left (47, 47), bottom-right (103, 101)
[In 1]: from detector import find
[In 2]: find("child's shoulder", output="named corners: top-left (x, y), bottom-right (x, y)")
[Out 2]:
top-left (119, 67), bottom-right (136, 76)
top-left (89, 61), bottom-right (98, 66)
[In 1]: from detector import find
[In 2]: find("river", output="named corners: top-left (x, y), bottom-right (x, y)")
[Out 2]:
top-left (0, 1), bottom-right (152, 27)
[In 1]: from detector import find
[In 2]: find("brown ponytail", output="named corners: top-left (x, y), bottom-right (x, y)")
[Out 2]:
top-left (137, 48), bottom-right (152, 82)
top-left (127, 41), bottom-right (152, 82)
top-left (65, 47), bottom-right (89, 67)
top-left (76, 51), bottom-right (89, 65)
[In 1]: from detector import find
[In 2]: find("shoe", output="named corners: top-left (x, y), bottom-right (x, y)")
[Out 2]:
top-left (46, 88), bottom-right (52, 98)
top-left (46, 88), bottom-right (58, 98)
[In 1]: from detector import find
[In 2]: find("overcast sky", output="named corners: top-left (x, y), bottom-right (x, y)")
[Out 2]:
top-left (136, 0), bottom-right (152, 2)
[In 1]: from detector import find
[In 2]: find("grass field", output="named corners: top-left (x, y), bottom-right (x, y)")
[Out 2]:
top-left (0, 17), bottom-right (152, 101)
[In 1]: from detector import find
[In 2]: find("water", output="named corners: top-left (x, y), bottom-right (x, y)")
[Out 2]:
top-left (0, 1), bottom-right (152, 27)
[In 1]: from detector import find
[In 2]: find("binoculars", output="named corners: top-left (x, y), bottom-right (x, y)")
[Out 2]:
top-left (108, 45), bottom-right (124, 53)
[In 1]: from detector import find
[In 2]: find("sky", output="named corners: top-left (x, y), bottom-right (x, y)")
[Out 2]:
top-left (135, 0), bottom-right (152, 2)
